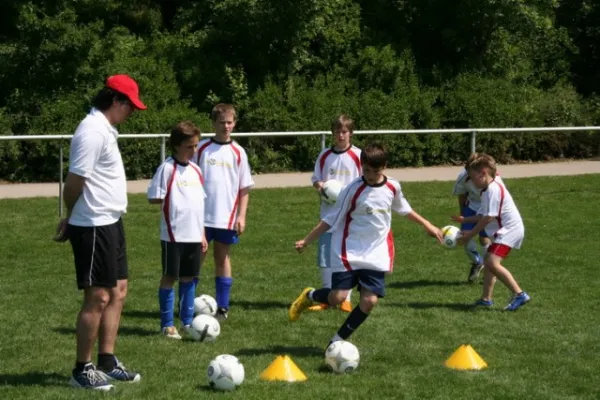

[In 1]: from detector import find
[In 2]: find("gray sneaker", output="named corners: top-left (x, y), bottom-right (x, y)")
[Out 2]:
top-left (468, 263), bottom-right (484, 283)
top-left (69, 363), bottom-right (114, 391)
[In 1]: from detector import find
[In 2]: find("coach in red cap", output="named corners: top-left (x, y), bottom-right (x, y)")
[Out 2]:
top-left (54, 74), bottom-right (145, 390)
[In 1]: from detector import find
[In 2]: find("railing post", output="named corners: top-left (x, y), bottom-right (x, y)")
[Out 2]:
top-left (470, 130), bottom-right (477, 154)
top-left (160, 136), bottom-right (166, 162)
top-left (59, 141), bottom-right (64, 218)
top-left (321, 132), bottom-right (326, 150)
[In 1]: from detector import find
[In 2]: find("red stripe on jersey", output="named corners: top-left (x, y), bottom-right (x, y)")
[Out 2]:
top-left (195, 141), bottom-right (211, 165)
top-left (348, 149), bottom-right (362, 175)
top-left (341, 183), bottom-right (368, 271)
top-left (190, 163), bottom-right (204, 185)
top-left (387, 230), bottom-right (395, 272)
top-left (319, 149), bottom-right (334, 176)
top-left (227, 192), bottom-right (240, 230)
top-left (385, 181), bottom-right (396, 196)
top-left (492, 181), bottom-right (505, 238)
top-left (231, 143), bottom-right (242, 167)
top-left (163, 160), bottom-right (178, 242)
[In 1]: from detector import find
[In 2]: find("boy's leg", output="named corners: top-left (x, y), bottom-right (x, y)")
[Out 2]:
top-left (214, 240), bottom-right (233, 319)
top-left (486, 245), bottom-right (531, 311)
top-left (179, 243), bottom-right (201, 327)
top-left (310, 233), bottom-right (332, 311)
top-left (159, 241), bottom-right (180, 339)
top-left (462, 207), bottom-right (484, 282)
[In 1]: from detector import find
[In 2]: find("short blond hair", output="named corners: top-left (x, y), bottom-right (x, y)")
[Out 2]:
top-left (331, 114), bottom-right (355, 134)
top-left (468, 153), bottom-right (497, 177)
top-left (211, 103), bottom-right (237, 122)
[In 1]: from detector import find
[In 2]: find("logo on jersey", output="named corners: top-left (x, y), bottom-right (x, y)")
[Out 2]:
top-left (207, 158), bottom-right (233, 168)
top-left (329, 168), bottom-right (352, 176)
top-left (365, 206), bottom-right (391, 215)
top-left (209, 158), bottom-right (217, 165)
top-left (366, 206), bottom-right (374, 215)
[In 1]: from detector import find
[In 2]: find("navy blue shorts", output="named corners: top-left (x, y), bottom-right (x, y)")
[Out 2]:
top-left (461, 206), bottom-right (488, 237)
top-left (205, 227), bottom-right (239, 245)
top-left (331, 270), bottom-right (386, 297)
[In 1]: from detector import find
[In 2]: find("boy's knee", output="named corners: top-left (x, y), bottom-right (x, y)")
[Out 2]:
top-left (359, 295), bottom-right (378, 312)
top-left (328, 290), bottom-right (346, 305)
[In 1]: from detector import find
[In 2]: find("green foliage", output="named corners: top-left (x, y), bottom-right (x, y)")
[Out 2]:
top-left (0, 0), bottom-right (599, 181)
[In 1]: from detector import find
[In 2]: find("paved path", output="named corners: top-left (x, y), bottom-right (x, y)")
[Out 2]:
top-left (1, 160), bottom-right (599, 199)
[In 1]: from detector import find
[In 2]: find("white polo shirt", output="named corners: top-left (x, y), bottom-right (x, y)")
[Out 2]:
top-left (323, 176), bottom-right (412, 272)
top-left (194, 138), bottom-right (254, 230)
top-left (68, 108), bottom-right (127, 227)
top-left (312, 145), bottom-right (362, 219)
top-left (147, 157), bottom-right (206, 243)
top-left (478, 179), bottom-right (524, 248)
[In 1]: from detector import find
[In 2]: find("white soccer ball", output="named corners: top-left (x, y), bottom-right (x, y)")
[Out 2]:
top-left (194, 294), bottom-right (217, 316)
top-left (321, 179), bottom-right (344, 204)
top-left (442, 225), bottom-right (461, 249)
top-left (325, 340), bottom-right (360, 374)
top-left (207, 354), bottom-right (245, 391)
top-left (188, 314), bottom-right (220, 342)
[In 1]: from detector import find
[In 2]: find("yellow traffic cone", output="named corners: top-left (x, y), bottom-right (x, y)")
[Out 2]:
top-left (259, 355), bottom-right (308, 382)
top-left (444, 344), bottom-right (488, 370)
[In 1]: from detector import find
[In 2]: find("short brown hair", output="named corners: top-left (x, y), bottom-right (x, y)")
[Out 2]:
top-left (468, 153), bottom-right (497, 177)
top-left (211, 103), bottom-right (237, 122)
top-left (360, 143), bottom-right (387, 169)
top-left (464, 152), bottom-right (479, 169)
top-left (331, 114), bottom-right (355, 134)
top-left (170, 121), bottom-right (201, 151)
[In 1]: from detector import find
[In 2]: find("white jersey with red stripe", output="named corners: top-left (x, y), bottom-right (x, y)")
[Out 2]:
top-left (322, 176), bottom-right (413, 272)
top-left (453, 168), bottom-right (505, 212)
top-left (311, 145), bottom-right (362, 219)
top-left (194, 138), bottom-right (254, 229)
top-left (147, 157), bottom-right (205, 243)
top-left (478, 179), bottom-right (524, 248)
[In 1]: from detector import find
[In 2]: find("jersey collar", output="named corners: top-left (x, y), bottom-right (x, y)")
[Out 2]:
top-left (362, 175), bottom-right (388, 187)
top-left (210, 137), bottom-right (233, 145)
top-left (90, 107), bottom-right (119, 139)
top-left (331, 145), bottom-right (352, 154)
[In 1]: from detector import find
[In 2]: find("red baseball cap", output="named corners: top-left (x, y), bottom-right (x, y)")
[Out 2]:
top-left (106, 74), bottom-right (147, 110)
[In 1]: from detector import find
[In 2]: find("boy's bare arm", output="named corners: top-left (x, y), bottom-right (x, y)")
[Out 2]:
top-left (457, 194), bottom-right (467, 213)
top-left (460, 216), bottom-right (494, 241)
top-left (235, 187), bottom-right (251, 235)
top-left (405, 210), bottom-right (443, 243)
top-left (296, 221), bottom-right (331, 252)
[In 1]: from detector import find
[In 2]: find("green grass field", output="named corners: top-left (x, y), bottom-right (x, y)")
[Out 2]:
top-left (1, 175), bottom-right (599, 399)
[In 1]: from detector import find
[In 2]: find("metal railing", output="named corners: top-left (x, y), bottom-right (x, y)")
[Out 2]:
top-left (1, 126), bottom-right (599, 217)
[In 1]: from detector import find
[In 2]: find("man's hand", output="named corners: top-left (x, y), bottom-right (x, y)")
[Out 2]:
top-left (53, 218), bottom-right (70, 242)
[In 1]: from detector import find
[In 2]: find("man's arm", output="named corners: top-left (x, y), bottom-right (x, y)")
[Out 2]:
top-left (63, 172), bottom-right (86, 218)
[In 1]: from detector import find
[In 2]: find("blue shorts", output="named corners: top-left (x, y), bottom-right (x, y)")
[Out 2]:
top-left (205, 227), bottom-right (239, 245)
top-left (461, 206), bottom-right (488, 237)
top-left (317, 232), bottom-right (332, 268)
top-left (331, 270), bottom-right (386, 297)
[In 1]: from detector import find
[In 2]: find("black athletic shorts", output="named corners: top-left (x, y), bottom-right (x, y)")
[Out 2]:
top-left (161, 241), bottom-right (202, 278)
top-left (68, 219), bottom-right (128, 290)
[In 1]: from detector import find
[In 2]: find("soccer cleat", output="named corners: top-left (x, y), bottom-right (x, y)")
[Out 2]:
top-left (339, 300), bottom-right (352, 313)
top-left (288, 287), bottom-right (314, 321)
top-left (308, 303), bottom-right (329, 311)
top-left (468, 263), bottom-right (484, 283)
top-left (504, 292), bottom-right (531, 311)
top-left (472, 298), bottom-right (494, 308)
top-left (215, 307), bottom-right (229, 321)
top-left (98, 358), bottom-right (141, 383)
top-left (162, 326), bottom-right (182, 340)
top-left (69, 363), bottom-right (114, 391)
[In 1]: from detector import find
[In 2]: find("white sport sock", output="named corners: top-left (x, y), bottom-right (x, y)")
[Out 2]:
top-left (464, 239), bottom-right (482, 264)
top-left (345, 289), bottom-right (352, 302)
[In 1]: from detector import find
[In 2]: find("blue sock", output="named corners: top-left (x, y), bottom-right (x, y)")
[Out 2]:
top-left (158, 287), bottom-right (175, 329)
top-left (179, 280), bottom-right (196, 326)
top-left (311, 288), bottom-right (331, 304)
top-left (215, 276), bottom-right (233, 309)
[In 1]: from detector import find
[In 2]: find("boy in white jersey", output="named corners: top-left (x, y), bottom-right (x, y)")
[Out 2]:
top-left (195, 104), bottom-right (254, 320)
top-left (309, 114), bottom-right (362, 313)
top-left (457, 153), bottom-right (531, 311)
top-left (290, 143), bottom-right (443, 346)
top-left (148, 121), bottom-right (208, 339)
top-left (452, 153), bottom-right (505, 283)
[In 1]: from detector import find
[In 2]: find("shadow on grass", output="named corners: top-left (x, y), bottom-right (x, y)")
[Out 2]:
top-left (52, 326), bottom-right (156, 337)
top-left (387, 302), bottom-right (474, 312)
top-left (236, 345), bottom-right (323, 358)
top-left (387, 280), bottom-right (466, 290)
top-left (0, 372), bottom-right (66, 387)
top-left (229, 300), bottom-right (290, 310)
top-left (121, 310), bottom-right (156, 319)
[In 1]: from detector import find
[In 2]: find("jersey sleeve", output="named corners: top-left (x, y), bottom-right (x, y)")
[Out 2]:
top-left (480, 184), bottom-right (501, 217)
top-left (391, 181), bottom-right (412, 215)
top-left (238, 148), bottom-right (255, 190)
top-left (452, 170), bottom-right (468, 196)
top-left (147, 162), bottom-right (172, 200)
top-left (68, 130), bottom-right (107, 178)
top-left (311, 150), bottom-right (326, 184)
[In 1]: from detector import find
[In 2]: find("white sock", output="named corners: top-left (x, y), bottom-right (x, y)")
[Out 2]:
top-left (330, 333), bottom-right (343, 343)
top-left (308, 289), bottom-right (315, 301)
top-left (345, 289), bottom-right (352, 302)
top-left (464, 239), bottom-right (482, 264)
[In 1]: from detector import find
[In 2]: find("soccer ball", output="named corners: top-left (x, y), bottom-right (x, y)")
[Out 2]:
top-left (325, 340), bottom-right (360, 374)
top-left (187, 314), bottom-right (220, 342)
top-left (207, 354), bottom-right (245, 391)
top-left (321, 180), bottom-right (344, 204)
top-left (442, 225), bottom-right (461, 248)
top-left (194, 294), bottom-right (217, 316)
